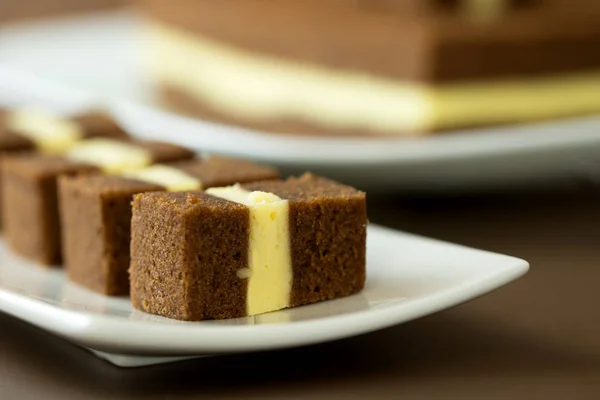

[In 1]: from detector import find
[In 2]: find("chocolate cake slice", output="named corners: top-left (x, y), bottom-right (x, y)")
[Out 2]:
top-left (4, 109), bottom-right (129, 154)
top-left (130, 173), bottom-right (367, 321)
top-left (1, 156), bottom-right (100, 265)
top-left (0, 108), bottom-right (35, 154)
top-left (0, 109), bottom-right (129, 228)
top-left (2, 139), bottom-right (194, 266)
top-left (59, 156), bottom-right (280, 295)
top-left (0, 110), bottom-right (36, 229)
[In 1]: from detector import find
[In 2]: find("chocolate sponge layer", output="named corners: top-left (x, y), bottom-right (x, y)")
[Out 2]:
top-left (2, 155), bottom-right (100, 265)
top-left (0, 116), bottom-right (36, 229)
top-left (59, 175), bottom-right (162, 294)
top-left (72, 111), bottom-right (130, 140)
top-left (141, 0), bottom-right (600, 82)
top-left (130, 191), bottom-right (249, 320)
top-left (135, 140), bottom-right (196, 163)
top-left (166, 156), bottom-right (280, 187)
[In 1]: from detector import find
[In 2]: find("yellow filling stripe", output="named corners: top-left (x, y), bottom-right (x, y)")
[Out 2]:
top-left (66, 138), bottom-right (152, 174)
top-left (120, 165), bottom-right (202, 192)
top-left (6, 108), bottom-right (84, 154)
top-left (206, 184), bottom-right (292, 316)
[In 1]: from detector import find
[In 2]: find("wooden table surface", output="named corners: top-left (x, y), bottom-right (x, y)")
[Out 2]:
top-left (1, 185), bottom-right (599, 399)
top-left (0, 0), bottom-right (125, 23)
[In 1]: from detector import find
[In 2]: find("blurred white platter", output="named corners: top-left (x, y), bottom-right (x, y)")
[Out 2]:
top-left (0, 225), bottom-right (529, 364)
top-left (1, 10), bottom-right (600, 191)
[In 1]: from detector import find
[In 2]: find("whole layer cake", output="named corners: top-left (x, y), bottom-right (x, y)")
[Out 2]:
top-left (137, 0), bottom-right (600, 136)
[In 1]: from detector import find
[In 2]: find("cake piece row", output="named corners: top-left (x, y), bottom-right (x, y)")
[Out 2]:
top-left (130, 173), bottom-right (367, 321)
top-left (0, 106), bottom-right (368, 322)
top-left (58, 156), bottom-right (280, 295)
top-left (0, 108), bottom-right (129, 228)
top-left (2, 135), bottom-right (195, 265)
top-left (0, 108), bottom-right (128, 155)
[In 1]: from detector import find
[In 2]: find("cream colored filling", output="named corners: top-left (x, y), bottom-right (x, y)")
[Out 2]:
top-left (142, 23), bottom-right (432, 133)
top-left (206, 184), bottom-right (292, 316)
top-left (143, 22), bottom-right (600, 134)
top-left (66, 138), bottom-right (151, 174)
top-left (121, 165), bottom-right (202, 191)
top-left (6, 108), bottom-right (83, 154)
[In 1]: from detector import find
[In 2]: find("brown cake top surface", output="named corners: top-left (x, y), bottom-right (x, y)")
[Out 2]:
top-left (59, 174), bottom-right (162, 195)
top-left (134, 190), bottom-right (247, 215)
top-left (2, 154), bottom-right (100, 178)
top-left (242, 173), bottom-right (365, 202)
top-left (166, 156), bottom-right (280, 188)
top-left (135, 140), bottom-right (196, 163)
top-left (0, 126), bottom-right (35, 152)
top-left (0, 108), bottom-right (33, 151)
top-left (70, 111), bottom-right (129, 139)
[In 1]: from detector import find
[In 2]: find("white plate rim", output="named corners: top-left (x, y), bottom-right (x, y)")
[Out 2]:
top-left (110, 98), bottom-right (600, 166)
top-left (0, 225), bottom-right (529, 356)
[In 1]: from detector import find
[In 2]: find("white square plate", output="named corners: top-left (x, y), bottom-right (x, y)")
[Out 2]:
top-left (1, 11), bottom-right (600, 192)
top-left (0, 224), bottom-right (529, 365)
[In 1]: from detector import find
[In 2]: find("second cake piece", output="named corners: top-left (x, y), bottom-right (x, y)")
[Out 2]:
top-left (59, 156), bottom-right (280, 295)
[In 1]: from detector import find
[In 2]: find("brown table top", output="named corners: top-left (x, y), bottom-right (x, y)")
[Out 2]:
top-left (1, 185), bottom-right (599, 399)
top-left (0, 0), bottom-right (126, 24)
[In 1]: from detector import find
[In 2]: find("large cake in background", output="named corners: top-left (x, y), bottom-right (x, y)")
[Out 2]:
top-left (137, 0), bottom-right (600, 136)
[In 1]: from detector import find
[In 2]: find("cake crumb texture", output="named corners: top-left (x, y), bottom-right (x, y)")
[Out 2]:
top-left (130, 191), bottom-right (249, 320)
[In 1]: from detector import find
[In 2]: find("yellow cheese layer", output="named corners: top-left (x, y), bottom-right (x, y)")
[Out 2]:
top-left (143, 22), bottom-right (600, 134)
top-left (6, 108), bottom-right (83, 154)
top-left (120, 165), bottom-right (202, 191)
top-left (142, 22), bottom-right (431, 134)
top-left (66, 138), bottom-right (151, 174)
top-left (206, 184), bottom-right (292, 316)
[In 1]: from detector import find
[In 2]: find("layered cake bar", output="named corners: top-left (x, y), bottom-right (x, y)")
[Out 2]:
top-left (2, 108), bottom-right (128, 154)
top-left (138, 0), bottom-right (600, 136)
top-left (2, 139), bottom-right (194, 265)
top-left (59, 156), bottom-right (280, 295)
top-left (0, 108), bottom-right (37, 155)
top-left (1, 156), bottom-right (100, 265)
top-left (130, 173), bottom-right (367, 321)
top-left (0, 109), bottom-right (128, 228)
top-left (65, 138), bottom-right (195, 173)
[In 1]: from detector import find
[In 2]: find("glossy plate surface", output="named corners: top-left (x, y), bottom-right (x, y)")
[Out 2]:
top-left (0, 225), bottom-right (529, 359)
